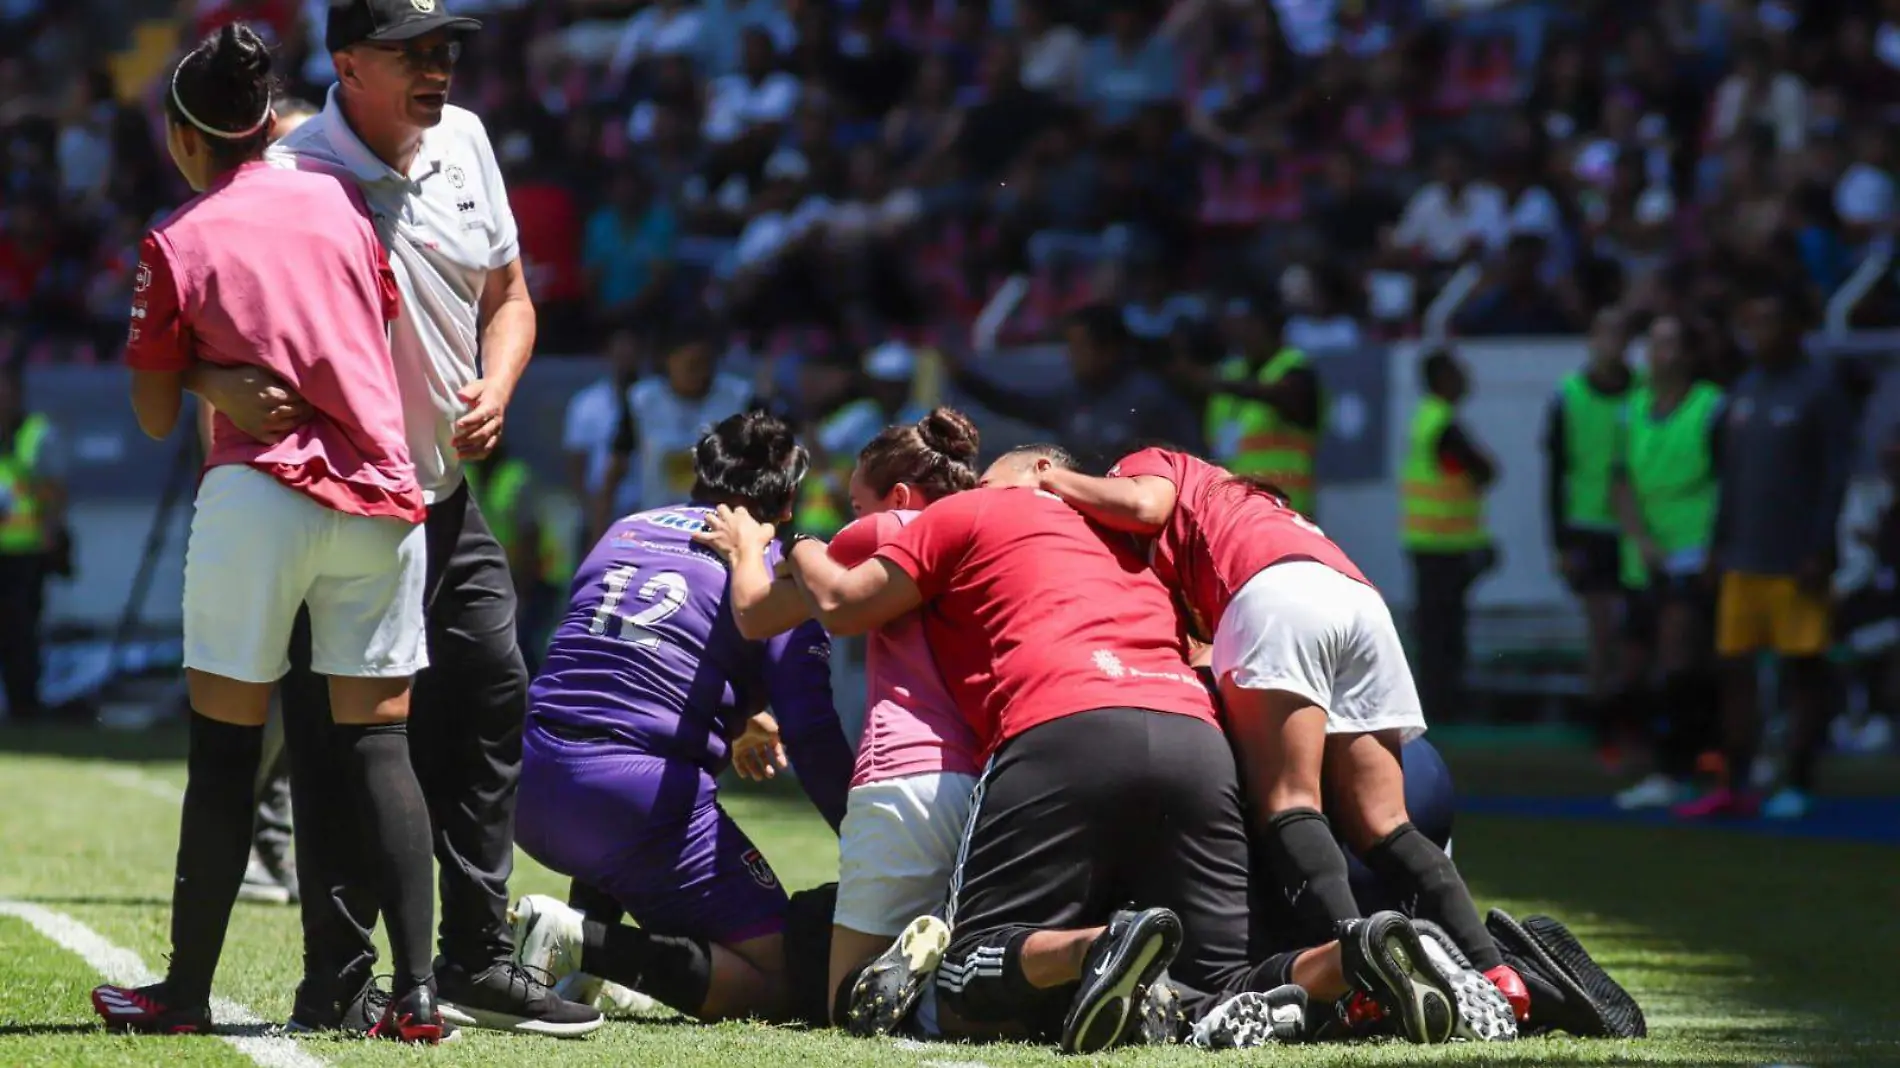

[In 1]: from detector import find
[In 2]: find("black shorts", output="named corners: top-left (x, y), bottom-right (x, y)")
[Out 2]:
top-left (1560, 530), bottom-right (1623, 595)
top-left (1620, 574), bottom-right (1711, 645)
top-left (938, 707), bottom-right (1256, 1034)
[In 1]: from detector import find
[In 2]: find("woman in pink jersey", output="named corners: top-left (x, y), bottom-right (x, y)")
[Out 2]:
top-left (696, 408), bottom-right (982, 1032)
top-left (92, 26), bottom-right (442, 1044)
top-left (1013, 445), bottom-right (1523, 1040)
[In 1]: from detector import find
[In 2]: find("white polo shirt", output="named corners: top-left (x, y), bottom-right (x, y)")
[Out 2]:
top-left (269, 87), bottom-right (520, 502)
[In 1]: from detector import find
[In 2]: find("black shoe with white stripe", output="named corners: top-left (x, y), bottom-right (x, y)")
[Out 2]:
top-left (1409, 920), bottom-right (1518, 1041)
top-left (1338, 911), bottom-right (1458, 1045)
top-left (845, 915), bottom-right (951, 1038)
top-left (1060, 908), bottom-right (1183, 1055)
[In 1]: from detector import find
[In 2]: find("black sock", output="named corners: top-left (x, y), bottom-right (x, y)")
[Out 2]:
top-left (1260, 807), bottom-right (1360, 944)
top-left (1362, 822), bottom-right (1501, 970)
top-left (580, 918), bottom-right (713, 1016)
top-left (568, 879), bottom-right (624, 927)
top-left (336, 722), bottom-right (435, 995)
top-left (165, 713), bottom-right (264, 1007)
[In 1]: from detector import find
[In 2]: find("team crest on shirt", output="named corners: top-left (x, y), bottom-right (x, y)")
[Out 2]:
top-left (410, 0), bottom-right (437, 12)
top-left (135, 264), bottom-right (151, 293)
top-left (445, 164), bottom-right (466, 189)
top-left (740, 849), bottom-right (779, 889)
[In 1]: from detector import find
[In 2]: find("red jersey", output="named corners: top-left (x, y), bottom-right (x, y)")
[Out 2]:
top-left (1111, 448), bottom-right (1369, 638)
top-left (876, 487), bottom-right (1217, 757)
top-left (126, 162), bottom-right (423, 522)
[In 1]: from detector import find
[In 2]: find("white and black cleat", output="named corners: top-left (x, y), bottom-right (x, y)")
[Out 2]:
top-left (1191, 984), bottom-right (1310, 1050)
top-left (846, 914), bottom-right (951, 1038)
top-left (1410, 920), bottom-right (1518, 1042)
top-left (1060, 908), bottom-right (1183, 1055)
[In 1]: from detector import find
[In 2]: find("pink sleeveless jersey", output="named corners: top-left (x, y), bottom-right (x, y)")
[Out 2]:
top-left (125, 161), bottom-right (423, 522)
top-left (827, 510), bottom-right (982, 786)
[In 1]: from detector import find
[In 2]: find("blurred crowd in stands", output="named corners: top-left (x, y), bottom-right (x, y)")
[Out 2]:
top-left (2, 0), bottom-right (1899, 370)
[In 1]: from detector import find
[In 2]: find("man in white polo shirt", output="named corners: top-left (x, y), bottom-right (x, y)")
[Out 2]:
top-left (187, 0), bottom-right (600, 1038)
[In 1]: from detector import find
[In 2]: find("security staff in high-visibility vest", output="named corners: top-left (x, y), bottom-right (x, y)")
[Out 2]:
top-left (1609, 314), bottom-right (1725, 812)
top-left (796, 340), bottom-right (925, 538)
top-left (1541, 307), bottom-right (1637, 761)
top-left (466, 442), bottom-right (574, 673)
top-left (1402, 348), bottom-right (1497, 722)
top-left (0, 362), bottom-right (68, 721)
top-left (1206, 299), bottom-right (1324, 518)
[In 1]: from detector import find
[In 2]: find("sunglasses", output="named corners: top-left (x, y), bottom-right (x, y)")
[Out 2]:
top-left (363, 39), bottom-right (463, 71)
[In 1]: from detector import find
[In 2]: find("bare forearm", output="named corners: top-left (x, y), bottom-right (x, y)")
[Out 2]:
top-left (480, 294), bottom-right (537, 395)
top-left (731, 547), bottom-right (811, 639)
top-left (1039, 469), bottom-right (1168, 533)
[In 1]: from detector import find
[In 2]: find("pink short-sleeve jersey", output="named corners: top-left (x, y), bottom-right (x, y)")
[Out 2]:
top-left (126, 161), bottom-right (423, 522)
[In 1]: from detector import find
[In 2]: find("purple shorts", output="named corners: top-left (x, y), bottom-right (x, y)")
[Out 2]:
top-left (517, 724), bottom-right (788, 945)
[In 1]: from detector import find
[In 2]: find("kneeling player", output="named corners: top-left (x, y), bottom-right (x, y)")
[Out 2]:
top-left (510, 411), bottom-right (851, 1022)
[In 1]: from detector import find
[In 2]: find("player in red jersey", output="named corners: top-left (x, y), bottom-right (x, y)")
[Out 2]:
top-left (1024, 445), bottom-right (1529, 1032)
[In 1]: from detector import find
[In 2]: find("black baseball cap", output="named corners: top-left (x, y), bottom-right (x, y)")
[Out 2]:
top-left (327, 0), bottom-right (482, 54)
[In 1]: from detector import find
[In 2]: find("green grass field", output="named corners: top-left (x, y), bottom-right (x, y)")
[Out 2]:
top-left (1, 725), bottom-right (1895, 1067)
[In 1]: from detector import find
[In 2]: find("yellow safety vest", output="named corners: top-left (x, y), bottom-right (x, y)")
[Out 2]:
top-left (796, 398), bottom-right (880, 538)
top-left (1401, 395), bottom-right (1490, 552)
top-left (1205, 349), bottom-right (1320, 516)
top-left (0, 414), bottom-right (50, 555)
top-left (467, 459), bottom-right (573, 587)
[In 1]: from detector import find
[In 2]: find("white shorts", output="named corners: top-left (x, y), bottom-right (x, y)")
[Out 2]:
top-left (834, 770), bottom-right (979, 937)
top-left (183, 465), bottom-right (428, 684)
top-left (1211, 560), bottom-right (1426, 740)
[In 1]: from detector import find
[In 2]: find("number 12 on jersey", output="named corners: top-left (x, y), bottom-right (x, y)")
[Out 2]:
top-left (590, 565), bottom-right (689, 648)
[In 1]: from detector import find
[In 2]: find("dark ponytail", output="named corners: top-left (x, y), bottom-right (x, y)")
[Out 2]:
top-left (167, 23), bottom-right (278, 172)
top-left (856, 406), bottom-right (981, 503)
top-left (691, 410), bottom-right (810, 521)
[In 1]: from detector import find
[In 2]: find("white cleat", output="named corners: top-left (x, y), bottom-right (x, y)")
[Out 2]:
top-left (1410, 921), bottom-right (1518, 1042)
top-left (1190, 984), bottom-right (1308, 1049)
top-left (1614, 773), bottom-right (1691, 811)
top-left (509, 895), bottom-right (586, 985)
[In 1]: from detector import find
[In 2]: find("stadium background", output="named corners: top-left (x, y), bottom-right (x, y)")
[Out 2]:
top-left (1, 3), bottom-right (1899, 1066)
top-left (12, 0), bottom-right (1900, 730)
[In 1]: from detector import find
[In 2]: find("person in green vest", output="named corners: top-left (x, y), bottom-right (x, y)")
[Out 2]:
top-left (1203, 299), bottom-right (1325, 518)
top-left (1609, 314), bottom-right (1726, 811)
top-left (467, 441), bottom-right (573, 673)
top-left (1402, 348), bottom-right (1497, 723)
top-left (796, 340), bottom-right (925, 538)
top-left (1540, 307), bottom-right (1638, 765)
top-left (0, 361), bottom-right (68, 722)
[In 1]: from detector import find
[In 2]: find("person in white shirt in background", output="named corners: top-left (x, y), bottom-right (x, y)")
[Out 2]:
top-left (608, 320), bottom-right (754, 515)
top-left (703, 26), bottom-right (802, 146)
top-left (1710, 36), bottom-right (1809, 154)
top-left (1393, 141), bottom-right (1508, 267)
top-left (562, 329), bottom-right (645, 549)
top-left (1016, 0), bottom-right (1085, 99)
top-left (1834, 123), bottom-right (1896, 247)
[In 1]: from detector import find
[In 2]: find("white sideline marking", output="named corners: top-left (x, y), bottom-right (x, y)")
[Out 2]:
top-left (0, 899), bottom-right (329, 1068)
top-left (93, 766), bottom-right (184, 804)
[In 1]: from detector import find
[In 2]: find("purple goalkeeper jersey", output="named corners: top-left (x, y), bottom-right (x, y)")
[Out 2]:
top-left (530, 503), bottom-right (837, 770)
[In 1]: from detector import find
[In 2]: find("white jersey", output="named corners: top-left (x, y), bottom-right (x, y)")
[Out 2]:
top-left (630, 374), bottom-right (752, 513)
top-left (269, 87), bottom-right (520, 503)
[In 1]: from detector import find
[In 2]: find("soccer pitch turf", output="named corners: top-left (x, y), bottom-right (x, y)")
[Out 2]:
top-left (0, 727), bottom-right (1895, 1068)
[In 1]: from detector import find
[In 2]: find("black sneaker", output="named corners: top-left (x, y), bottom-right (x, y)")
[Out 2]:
top-left (435, 958), bottom-right (605, 1038)
top-left (284, 974), bottom-right (385, 1034)
top-left (1338, 911), bottom-right (1457, 1045)
top-left (1486, 909), bottom-right (1646, 1039)
top-left (91, 982), bottom-right (211, 1035)
top-left (1059, 908), bottom-right (1182, 1055)
top-left (845, 914), bottom-right (950, 1037)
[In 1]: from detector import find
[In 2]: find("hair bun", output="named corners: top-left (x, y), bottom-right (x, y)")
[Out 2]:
top-left (213, 22), bottom-right (274, 81)
top-left (735, 410), bottom-right (795, 470)
top-left (915, 407), bottom-right (979, 465)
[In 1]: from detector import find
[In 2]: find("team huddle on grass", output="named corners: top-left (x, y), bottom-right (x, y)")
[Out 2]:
top-left (88, 0), bottom-right (1646, 1055)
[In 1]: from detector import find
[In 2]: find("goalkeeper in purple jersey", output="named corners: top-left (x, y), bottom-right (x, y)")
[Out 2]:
top-left (514, 410), bottom-right (853, 1022)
